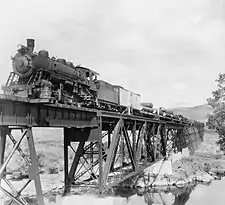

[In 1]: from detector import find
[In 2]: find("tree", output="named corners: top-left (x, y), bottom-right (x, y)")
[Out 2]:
top-left (207, 73), bottom-right (225, 151)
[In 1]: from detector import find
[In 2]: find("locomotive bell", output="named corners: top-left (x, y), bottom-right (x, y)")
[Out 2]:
top-left (27, 39), bottom-right (35, 53)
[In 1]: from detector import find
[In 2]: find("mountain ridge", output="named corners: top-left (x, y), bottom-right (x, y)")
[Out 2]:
top-left (167, 103), bottom-right (213, 122)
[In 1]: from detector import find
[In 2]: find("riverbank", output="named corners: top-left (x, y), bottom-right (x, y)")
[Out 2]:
top-left (133, 129), bottom-right (225, 189)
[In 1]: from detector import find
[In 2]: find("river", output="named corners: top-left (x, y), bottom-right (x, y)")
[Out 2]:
top-left (114, 178), bottom-right (225, 205)
top-left (3, 178), bottom-right (225, 205)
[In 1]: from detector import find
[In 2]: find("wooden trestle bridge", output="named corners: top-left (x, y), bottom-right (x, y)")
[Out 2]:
top-left (0, 94), bottom-right (204, 205)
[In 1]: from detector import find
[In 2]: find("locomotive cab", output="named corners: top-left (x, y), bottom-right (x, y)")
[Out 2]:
top-left (77, 66), bottom-right (99, 82)
top-left (76, 66), bottom-right (99, 91)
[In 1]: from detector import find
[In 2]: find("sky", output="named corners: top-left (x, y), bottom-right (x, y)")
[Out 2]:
top-left (0, 0), bottom-right (224, 108)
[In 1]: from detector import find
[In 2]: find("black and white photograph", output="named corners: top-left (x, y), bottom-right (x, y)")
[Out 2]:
top-left (0, 0), bottom-right (225, 204)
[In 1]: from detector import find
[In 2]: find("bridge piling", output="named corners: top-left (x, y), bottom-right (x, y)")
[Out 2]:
top-left (0, 127), bottom-right (7, 184)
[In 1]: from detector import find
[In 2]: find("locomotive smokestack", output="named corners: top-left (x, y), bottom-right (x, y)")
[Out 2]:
top-left (27, 39), bottom-right (35, 53)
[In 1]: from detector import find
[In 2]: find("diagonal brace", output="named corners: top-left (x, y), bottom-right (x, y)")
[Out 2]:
top-left (0, 129), bottom-right (27, 177)
top-left (102, 119), bottom-right (122, 188)
top-left (122, 126), bottom-right (137, 171)
top-left (64, 141), bottom-right (85, 193)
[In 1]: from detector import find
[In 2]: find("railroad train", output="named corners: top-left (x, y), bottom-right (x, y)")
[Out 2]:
top-left (1, 39), bottom-right (200, 124)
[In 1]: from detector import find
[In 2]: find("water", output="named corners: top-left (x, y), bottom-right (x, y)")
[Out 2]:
top-left (115, 179), bottom-right (225, 205)
top-left (3, 178), bottom-right (225, 205)
top-left (186, 179), bottom-right (225, 205)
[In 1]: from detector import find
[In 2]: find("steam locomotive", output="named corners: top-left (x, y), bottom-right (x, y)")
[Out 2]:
top-left (6, 39), bottom-right (99, 107)
top-left (1, 39), bottom-right (193, 122)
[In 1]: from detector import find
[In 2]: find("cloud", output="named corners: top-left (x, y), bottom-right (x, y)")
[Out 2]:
top-left (0, 0), bottom-right (224, 108)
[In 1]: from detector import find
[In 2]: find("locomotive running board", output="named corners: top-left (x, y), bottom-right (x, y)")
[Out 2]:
top-left (29, 99), bottom-right (55, 104)
top-left (0, 94), bottom-right (54, 104)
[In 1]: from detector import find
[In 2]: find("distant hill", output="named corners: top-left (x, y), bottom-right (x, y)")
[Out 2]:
top-left (168, 104), bottom-right (213, 122)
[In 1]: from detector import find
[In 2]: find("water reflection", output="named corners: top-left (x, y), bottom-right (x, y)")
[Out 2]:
top-left (3, 185), bottom-right (196, 205)
top-left (113, 183), bottom-right (197, 205)
top-left (172, 185), bottom-right (194, 205)
top-left (6, 180), bottom-right (225, 205)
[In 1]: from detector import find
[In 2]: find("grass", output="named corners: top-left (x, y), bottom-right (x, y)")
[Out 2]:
top-left (5, 128), bottom-right (67, 175)
top-left (172, 128), bottom-right (225, 180)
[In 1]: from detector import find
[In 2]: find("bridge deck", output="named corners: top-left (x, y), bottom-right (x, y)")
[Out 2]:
top-left (0, 94), bottom-right (190, 129)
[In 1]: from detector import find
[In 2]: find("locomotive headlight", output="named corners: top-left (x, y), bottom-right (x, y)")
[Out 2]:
top-left (17, 44), bottom-right (23, 50)
top-left (17, 44), bottom-right (28, 55)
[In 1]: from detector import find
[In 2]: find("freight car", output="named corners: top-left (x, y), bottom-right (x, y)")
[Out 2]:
top-left (96, 80), bottom-right (119, 111)
top-left (113, 85), bottom-right (141, 114)
top-left (95, 81), bottom-right (142, 114)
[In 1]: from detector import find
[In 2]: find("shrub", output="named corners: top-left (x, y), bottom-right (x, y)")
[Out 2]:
top-left (207, 73), bottom-right (225, 152)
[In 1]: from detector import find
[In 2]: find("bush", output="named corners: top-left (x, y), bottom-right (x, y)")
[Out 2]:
top-left (207, 73), bottom-right (225, 152)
